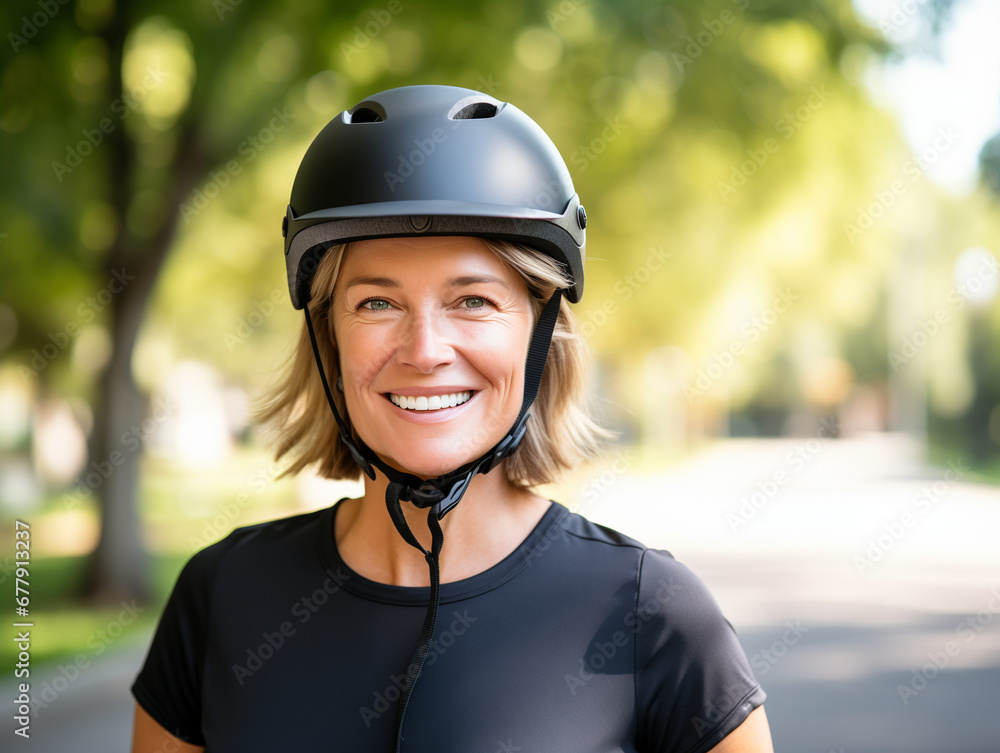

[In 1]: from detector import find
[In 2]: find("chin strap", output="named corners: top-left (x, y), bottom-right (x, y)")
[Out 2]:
top-left (383, 483), bottom-right (442, 753)
top-left (304, 288), bottom-right (562, 752)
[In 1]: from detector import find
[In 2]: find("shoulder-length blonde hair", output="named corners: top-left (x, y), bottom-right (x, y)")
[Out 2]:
top-left (254, 237), bottom-right (610, 488)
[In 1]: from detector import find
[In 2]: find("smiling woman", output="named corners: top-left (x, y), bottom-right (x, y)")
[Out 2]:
top-left (261, 234), bottom-right (602, 487)
top-left (129, 84), bottom-right (773, 753)
top-left (335, 236), bottom-right (559, 479)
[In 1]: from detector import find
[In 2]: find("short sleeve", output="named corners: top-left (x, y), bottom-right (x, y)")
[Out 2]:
top-left (634, 549), bottom-right (765, 753)
top-left (131, 544), bottom-right (222, 745)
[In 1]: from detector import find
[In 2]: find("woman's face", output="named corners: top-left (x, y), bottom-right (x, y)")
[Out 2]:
top-left (331, 236), bottom-right (535, 478)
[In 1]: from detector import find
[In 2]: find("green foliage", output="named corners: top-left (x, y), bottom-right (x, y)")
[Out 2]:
top-left (0, 549), bottom-right (184, 670)
top-left (1, 0), bottom-right (997, 455)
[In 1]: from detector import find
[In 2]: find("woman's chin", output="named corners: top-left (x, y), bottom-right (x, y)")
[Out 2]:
top-left (377, 446), bottom-right (485, 481)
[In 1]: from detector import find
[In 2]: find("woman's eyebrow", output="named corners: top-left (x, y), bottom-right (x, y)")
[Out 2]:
top-left (447, 275), bottom-right (510, 289)
top-left (345, 274), bottom-right (511, 289)
top-left (345, 276), bottom-right (398, 289)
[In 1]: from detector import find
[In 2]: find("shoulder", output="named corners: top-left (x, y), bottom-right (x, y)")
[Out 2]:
top-left (550, 503), bottom-right (648, 552)
top-left (558, 511), bottom-right (770, 753)
top-left (176, 504), bottom-right (335, 597)
top-left (131, 503), bottom-right (344, 743)
top-left (548, 503), bottom-right (691, 576)
top-left (212, 503), bottom-right (333, 551)
top-left (551, 505), bottom-right (726, 626)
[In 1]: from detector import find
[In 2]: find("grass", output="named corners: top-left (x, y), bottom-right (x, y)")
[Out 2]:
top-left (1, 551), bottom-right (190, 673)
top-left (925, 439), bottom-right (1000, 485)
top-left (0, 445), bottom-right (310, 674)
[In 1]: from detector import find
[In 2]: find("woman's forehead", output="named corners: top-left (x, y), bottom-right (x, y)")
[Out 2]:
top-left (341, 236), bottom-right (518, 281)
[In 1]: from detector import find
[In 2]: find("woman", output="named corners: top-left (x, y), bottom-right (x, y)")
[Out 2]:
top-left (130, 84), bottom-right (773, 753)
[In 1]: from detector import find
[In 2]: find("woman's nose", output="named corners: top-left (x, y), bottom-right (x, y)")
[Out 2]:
top-left (397, 312), bottom-right (455, 373)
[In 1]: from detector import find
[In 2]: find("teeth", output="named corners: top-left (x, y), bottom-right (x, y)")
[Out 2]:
top-left (390, 391), bottom-right (472, 411)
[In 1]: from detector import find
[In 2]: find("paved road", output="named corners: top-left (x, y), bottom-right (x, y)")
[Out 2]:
top-left (3, 433), bottom-right (998, 751)
top-left (1, 640), bottom-right (143, 751)
top-left (578, 433), bottom-right (1000, 753)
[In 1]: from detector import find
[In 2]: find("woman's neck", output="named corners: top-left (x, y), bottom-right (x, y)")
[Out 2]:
top-left (334, 466), bottom-right (551, 587)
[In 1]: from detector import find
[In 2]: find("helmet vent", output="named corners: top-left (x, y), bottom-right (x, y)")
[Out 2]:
top-left (451, 101), bottom-right (498, 120)
top-left (348, 106), bottom-right (384, 124)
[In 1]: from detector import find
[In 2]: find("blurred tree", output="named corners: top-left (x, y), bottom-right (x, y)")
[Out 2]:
top-left (0, 0), bottom-right (986, 603)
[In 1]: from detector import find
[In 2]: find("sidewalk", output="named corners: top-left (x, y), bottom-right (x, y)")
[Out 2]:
top-left (0, 641), bottom-right (146, 751)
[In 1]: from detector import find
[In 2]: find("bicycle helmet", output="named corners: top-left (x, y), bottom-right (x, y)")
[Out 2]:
top-left (284, 83), bottom-right (586, 306)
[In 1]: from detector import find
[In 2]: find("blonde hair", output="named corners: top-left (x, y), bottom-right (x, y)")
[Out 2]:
top-left (254, 238), bottom-right (610, 488)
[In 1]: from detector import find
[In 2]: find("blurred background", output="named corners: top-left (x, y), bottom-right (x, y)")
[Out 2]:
top-left (0, 0), bottom-right (998, 750)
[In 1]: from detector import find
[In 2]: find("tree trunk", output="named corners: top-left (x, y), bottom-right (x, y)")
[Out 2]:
top-left (83, 307), bottom-right (150, 603)
top-left (80, 9), bottom-right (207, 603)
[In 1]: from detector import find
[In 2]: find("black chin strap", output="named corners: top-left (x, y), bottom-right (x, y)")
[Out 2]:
top-left (303, 288), bottom-right (562, 751)
top-left (384, 483), bottom-right (443, 752)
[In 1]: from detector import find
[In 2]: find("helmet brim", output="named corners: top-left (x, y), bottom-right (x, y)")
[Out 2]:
top-left (284, 195), bottom-right (585, 308)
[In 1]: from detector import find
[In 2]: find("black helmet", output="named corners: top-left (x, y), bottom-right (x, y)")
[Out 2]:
top-left (282, 84), bottom-right (586, 308)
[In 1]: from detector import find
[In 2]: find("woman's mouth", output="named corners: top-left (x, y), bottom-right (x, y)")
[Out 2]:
top-left (387, 391), bottom-right (473, 411)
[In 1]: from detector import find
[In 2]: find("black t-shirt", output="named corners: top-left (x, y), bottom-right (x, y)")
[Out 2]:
top-left (131, 500), bottom-right (764, 752)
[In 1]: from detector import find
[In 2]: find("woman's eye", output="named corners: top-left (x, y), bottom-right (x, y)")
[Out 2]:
top-left (362, 299), bottom-right (391, 310)
top-left (462, 297), bottom-right (486, 309)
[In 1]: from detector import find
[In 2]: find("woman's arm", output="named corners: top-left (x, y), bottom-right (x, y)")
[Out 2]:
top-left (706, 706), bottom-right (774, 753)
top-left (130, 702), bottom-right (205, 753)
